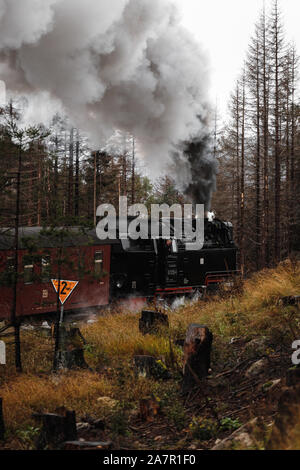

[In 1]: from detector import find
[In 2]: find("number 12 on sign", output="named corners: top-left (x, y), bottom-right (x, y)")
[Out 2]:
top-left (51, 279), bottom-right (79, 323)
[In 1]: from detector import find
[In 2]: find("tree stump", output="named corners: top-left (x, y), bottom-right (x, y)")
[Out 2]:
top-left (56, 349), bottom-right (89, 370)
top-left (33, 409), bottom-right (77, 450)
top-left (139, 398), bottom-right (160, 422)
top-left (182, 324), bottom-right (213, 391)
top-left (54, 325), bottom-right (89, 370)
top-left (134, 355), bottom-right (158, 378)
top-left (139, 311), bottom-right (169, 335)
top-left (0, 398), bottom-right (5, 441)
top-left (69, 327), bottom-right (87, 345)
top-left (267, 384), bottom-right (300, 450)
top-left (134, 355), bottom-right (169, 380)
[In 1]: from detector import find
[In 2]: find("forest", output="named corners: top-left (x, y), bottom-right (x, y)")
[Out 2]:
top-left (0, 0), bottom-right (300, 454)
top-left (212, 3), bottom-right (300, 271)
top-left (0, 3), bottom-right (299, 275)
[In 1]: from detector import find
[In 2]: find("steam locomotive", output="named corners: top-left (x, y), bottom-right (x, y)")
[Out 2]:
top-left (0, 217), bottom-right (238, 320)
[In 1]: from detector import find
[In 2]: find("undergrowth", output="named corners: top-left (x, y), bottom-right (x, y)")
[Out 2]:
top-left (0, 259), bottom-right (299, 449)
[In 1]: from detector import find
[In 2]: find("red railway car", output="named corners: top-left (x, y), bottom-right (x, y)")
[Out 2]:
top-left (0, 227), bottom-right (114, 320)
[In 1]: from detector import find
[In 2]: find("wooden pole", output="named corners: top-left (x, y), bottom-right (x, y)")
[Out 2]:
top-left (11, 140), bottom-right (23, 373)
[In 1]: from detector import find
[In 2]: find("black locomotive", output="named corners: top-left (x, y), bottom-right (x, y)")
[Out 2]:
top-left (109, 216), bottom-right (238, 301)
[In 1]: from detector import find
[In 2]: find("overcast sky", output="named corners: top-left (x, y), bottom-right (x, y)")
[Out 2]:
top-left (176, 0), bottom-right (300, 118)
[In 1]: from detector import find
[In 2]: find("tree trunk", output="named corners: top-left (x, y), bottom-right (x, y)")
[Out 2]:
top-left (273, 1), bottom-right (281, 263)
top-left (240, 71), bottom-right (246, 274)
top-left (255, 39), bottom-right (261, 270)
top-left (11, 141), bottom-right (22, 373)
top-left (131, 137), bottom-right (136, 205)
top-left (68, 128), bottom-right (74, 218)
top-left (53, 134), bottom-right (59, 220)
top-left (262, 9), bottom-right (270, 267)
top-left (53, 248), bottom-right (62, 372)
top-left (74, 130), bottom-right (80, 218)
top-left (235, 82), bottom-right (241, 251)
top-left (289, 47), bottom-right (297, 254)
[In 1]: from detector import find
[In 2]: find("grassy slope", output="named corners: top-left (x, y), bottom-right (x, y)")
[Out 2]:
top-left (0, 259), bottom-right (299, 450)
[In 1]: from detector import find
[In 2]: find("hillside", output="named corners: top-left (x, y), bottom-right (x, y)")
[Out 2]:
top-left (0, 259), bottom-right (299, 450)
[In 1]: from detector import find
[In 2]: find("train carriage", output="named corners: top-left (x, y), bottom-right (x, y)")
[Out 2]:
top-left (0, 227), bottom-right (113, 320)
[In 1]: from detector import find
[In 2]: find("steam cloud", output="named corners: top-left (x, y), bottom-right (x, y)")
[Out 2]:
top-left (0, 0), bottom-right (216, 208)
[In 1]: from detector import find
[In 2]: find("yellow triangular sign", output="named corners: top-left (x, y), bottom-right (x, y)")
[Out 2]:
top-left (51, 279), bottom-right (79, 305)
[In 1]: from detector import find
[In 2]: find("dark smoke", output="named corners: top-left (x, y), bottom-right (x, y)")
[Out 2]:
top-left (182, 135), bottom-right (217, 211)
top-left (171, 115), bottom-right (217, 212)
top-left (0, 0), bottom-right (217, 207)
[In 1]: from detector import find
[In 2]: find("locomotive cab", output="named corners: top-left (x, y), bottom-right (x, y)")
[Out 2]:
top-left (161, 216), bottom-right (238, 291)
top-left (109, 216), bottom-right (238, 301)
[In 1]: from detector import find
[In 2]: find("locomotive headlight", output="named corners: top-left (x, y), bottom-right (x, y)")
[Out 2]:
top-left (113, 274), bottom-right (126, 289)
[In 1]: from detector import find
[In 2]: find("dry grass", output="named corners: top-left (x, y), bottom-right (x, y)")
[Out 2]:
top-left (166, 259), bottom-right (300, 343)
top-left (82, 311), bottom-right (182, 369)
top-left (1, 371), bottom-right (113, 432)
top-left (0, 259), bottom-right (299, 448)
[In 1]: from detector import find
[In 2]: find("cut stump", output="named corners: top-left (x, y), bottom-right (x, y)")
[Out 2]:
top-left (54, 325), bottom-right (89, 370)
top-left (139, 311), bottom-right (169, 335)
top-left (267, 384), bottom-right (300, 450)
top-left (183, 324), bottom-right (213, 391)
top-left (56, 349), bottom-right (89, 370)
top-left (134, 355), bottom-right (158, 379)
top-left (33, 409), bottom-right (77, 450)
top-left (139, 398), bottom-right (160, 422)
top-left (134, 355), bottom-right (169, 380)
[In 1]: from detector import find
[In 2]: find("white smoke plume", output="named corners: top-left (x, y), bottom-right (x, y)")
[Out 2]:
top-left (0, 0), bottom-right (214, 201)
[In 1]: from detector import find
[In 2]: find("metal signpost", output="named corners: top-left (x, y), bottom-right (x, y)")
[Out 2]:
top-left (51, 280), bottom-right (79, 323)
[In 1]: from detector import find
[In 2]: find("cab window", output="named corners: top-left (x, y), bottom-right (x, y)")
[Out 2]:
top-left (41, 256), bottom-right (51, 282)
top-left (121, 239), bottom-right (154, 252)
top-left (23, 257), bottom-right (34, 285)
